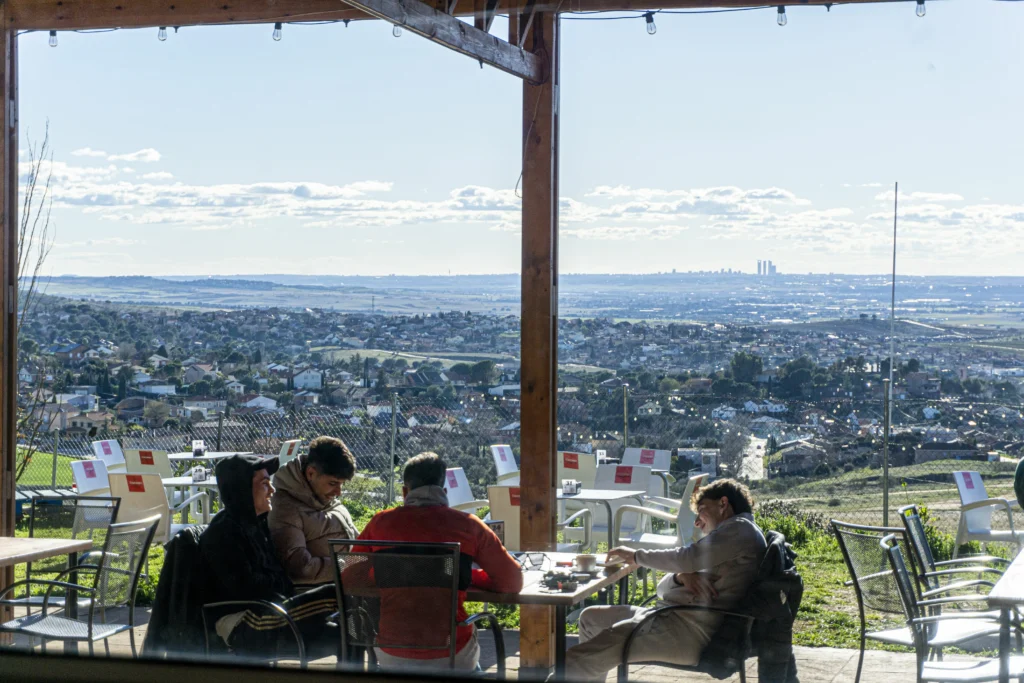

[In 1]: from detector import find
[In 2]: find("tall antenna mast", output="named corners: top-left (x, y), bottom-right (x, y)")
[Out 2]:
top-left (889, 182), bottom-right (898, 410)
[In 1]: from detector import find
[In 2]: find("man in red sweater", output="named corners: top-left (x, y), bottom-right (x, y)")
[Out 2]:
top-left (351, 452), bottom-right (523, 671)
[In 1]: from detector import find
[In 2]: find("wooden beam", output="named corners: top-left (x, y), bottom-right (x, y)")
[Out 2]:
top-left (473, 0), bottom-right (485, 31)
top-left (3, 0), bottom-right (911, 31)
top-left (0, 14), bottom-right (16, 633)
top-left (518, 10), bottom-right (558, 677)
top-left (338, 0), bottom-right (543, 82)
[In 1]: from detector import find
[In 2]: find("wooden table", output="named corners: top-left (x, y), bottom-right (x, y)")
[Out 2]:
top-left (0, 536), bottom-right (93, 654)
top-left (556, 489), bottom-right (647, 548)
top-left (987, 550), bottom-right (1024, 683)
top-left (467, 551), bottom-right (635, 676)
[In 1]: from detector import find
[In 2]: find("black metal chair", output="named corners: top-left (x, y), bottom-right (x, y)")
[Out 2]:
top-left (201, 600), bottom-right (307, 667)
top-left (0, 514), bottom-right (160, 656)
top-left (833, 519), bottom-right (1003, 683)
top-left (0, 496), bottom-right (121, 616)
top-left (329, 539), bottom-right (506, 677)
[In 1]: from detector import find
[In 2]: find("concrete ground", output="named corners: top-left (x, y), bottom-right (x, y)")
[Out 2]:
top-left (2, 604), bottom-right (986, 682)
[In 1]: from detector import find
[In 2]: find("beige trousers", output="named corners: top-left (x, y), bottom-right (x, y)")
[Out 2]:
top-left (373, 631), bottom-right (480, 672)
top-left (565, 604), bottom-right (714, 682)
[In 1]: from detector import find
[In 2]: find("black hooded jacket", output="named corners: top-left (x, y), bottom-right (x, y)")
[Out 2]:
top-left (197, 455), bottom-right (293, 604)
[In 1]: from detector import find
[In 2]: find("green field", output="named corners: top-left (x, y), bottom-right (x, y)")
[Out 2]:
top-left (16, 450), bottom-right (77, 488)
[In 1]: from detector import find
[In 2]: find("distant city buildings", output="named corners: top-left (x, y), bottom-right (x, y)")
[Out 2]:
top-left (757, 259), bottom-right (778, 276)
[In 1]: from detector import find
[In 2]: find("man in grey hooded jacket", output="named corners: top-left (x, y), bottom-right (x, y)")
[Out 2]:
top-left (566, 478), bottom-right (767, 681)
top-left (269, 436), bottom-right (359, 584)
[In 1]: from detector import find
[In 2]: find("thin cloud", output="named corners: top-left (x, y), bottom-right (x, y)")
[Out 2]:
top-left (108, 148), bottom-right (162, 163)
top-left (71, 147), bottom-right (107, 158)
top-left (142, 171), bottom-right (174, 181)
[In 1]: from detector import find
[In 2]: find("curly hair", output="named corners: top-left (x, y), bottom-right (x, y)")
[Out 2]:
top-left (306, 436), bottom-right (356, 480)
top-left (690, 478), bottom-right (754, 515)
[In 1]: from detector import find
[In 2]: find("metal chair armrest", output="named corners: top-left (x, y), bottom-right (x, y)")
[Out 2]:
top-left (935, 556), bottom-right (1009, 568)
top-left (462, 612), bottom-right (506, 678)
top-left (911, 612), bottom-right (1002, 625)
top-left (924, 567), bottom-right (1004, 579)
top-left (921, 579), bottom-right (996, 597)
top-left (918, 595), bottom-right (998, 608)
top-left (202, 600), bottom-right (306, 667)
top-left (558, 508), bottom-right (593, 552)
top-left (0, 578), bottom-right (96, 614)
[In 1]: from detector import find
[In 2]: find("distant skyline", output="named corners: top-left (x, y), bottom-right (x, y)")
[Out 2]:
top-left (15, 1), bottom-right (1024, 278)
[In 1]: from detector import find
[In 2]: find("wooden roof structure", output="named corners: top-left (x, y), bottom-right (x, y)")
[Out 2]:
top-left (0, 0), bottom-right (907, 669)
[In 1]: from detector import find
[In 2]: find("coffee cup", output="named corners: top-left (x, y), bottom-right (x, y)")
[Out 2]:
top-left (576, 554), bottom-right (597, 573)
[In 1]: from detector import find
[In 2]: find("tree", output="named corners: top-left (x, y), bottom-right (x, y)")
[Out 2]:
top-left (252, 348), bottom-right (262, 364)
top-left (143, 401), bottom-right (171, 426)
top-left (156, 344), bottom-right (169, 358)
top-left (730, 352), bottom-right (763, 385)
top-left (191, 379), bottom-right (212, 396)
top-left (658, 377), bottom-right (680, 394)
top-left (470, 360), bottom-right (497, 385)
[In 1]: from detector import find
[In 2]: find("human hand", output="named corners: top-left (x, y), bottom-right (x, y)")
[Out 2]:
top-left (606, 547), bottom-right (638, 566)
top-left (675, 572), bottom-right (718, 602)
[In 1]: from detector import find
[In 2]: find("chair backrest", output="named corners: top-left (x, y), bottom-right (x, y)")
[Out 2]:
top-left (443, 467), bottom-right (482, 512)
top-left (677, 473), bottom-right (709, 544)
top-left (279, 440), bottom-right (302, 465)
top-left (898, 504), bottom-right (940, 593)
top-left (622, 447), bottom-right (671, 471)
top-left (108, 473), bottom-right (172, 543)
top-left (557, 451), bottom-right (599, 489)
top-left (593, 464), bottom-right (653, 532)
top-left (124, 449), bottom-right (173, 478)
top-left (953, 471), bottom-right (992, 533)
top-left (25, 497), bottom-right (121, 577)
top-left (831, 519), bottom-right (911, 616)
top-left (71, 459), bottom-right (111, 496)
top-left (330, 539), bottom-right (461, 668)
top-left (880, 533), bottom-right (929, 656)
top-left (92, 440), bottom-right (126, 472)
top-left (487, 485), bottom-right (523, 551)
top-left (490, 444), bottom-right (519, 483)
top-left (90, 515), bottom-right (161, 610)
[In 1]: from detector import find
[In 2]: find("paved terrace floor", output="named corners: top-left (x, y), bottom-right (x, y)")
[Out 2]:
top-left (4, 605), bottom-right (984, 681)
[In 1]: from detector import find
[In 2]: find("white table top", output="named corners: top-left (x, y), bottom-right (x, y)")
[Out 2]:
top-left (988, 550), bottom-right (1024, 608)
top-left (556, 488), bottom-right (646, 502)
top-left (162, 475), bottom-right (219, 488)
top-left (168, 451), bottom-right (251, 462)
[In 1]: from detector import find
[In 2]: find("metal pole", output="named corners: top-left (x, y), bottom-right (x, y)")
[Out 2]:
top-left (882, 378), bottom-right (891, 527)
top-left (216, 411), bottom-right (224, 451)
top-left (623, 384), bottom-right (629, 450)
top-left (889, 182), bottom-right (898, 434)
top-left (51, 429), bottom-right (59, 488)
top-left (388, 392), bottom-right (398, 505)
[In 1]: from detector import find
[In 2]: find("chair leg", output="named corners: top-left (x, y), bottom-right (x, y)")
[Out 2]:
top-left (739, 662), bottom-right (747, 683)
top-left (855, 632), bottom-right (866, 683)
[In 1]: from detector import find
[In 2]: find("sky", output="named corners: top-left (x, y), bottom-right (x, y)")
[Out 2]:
top-left (15, 0), bottom-right (1024, 278)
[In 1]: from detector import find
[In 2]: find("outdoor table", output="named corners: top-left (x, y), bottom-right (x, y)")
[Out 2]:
top-left (467, 551), bottom-right (634, 677)
top-left (162, 475), bottom-right (219, 524)
top-left (0, 536), bottom-right (93, 654)
top-left (987, 549), bottom-right (1024, 683)
top-left (167, 451), bottom-right (251, 462)
top-left (556, 488), bottom-right (647, 548)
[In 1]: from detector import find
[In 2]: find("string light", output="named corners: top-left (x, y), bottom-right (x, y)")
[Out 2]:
top-left (392, 24), bottom-right (402, 37)
top-left (916, 0), bottom-right (926, 17)
top-left (272, 22), bottom-right (283, 41)
top-left (48, 30), bottom-right (57, 47)
top-left (644, 12), bottom-right (656, 35)
top-left (157, 26), bottom-right (167, 41)
top-left (777, 6), bottom-right (787, 27)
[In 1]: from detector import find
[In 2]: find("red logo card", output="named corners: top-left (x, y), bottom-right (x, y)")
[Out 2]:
top-left (139, 451), bottom-right (155, 466)
top-left (615, 466), bottom-right (633, 484)
top-left (446, 471), bottom-right (459, 489)
top-left (83, 461), bottom-right (96, 479)
top-left (101, 442), bottom-right (112, 456)
top-left (640, 449), bottom-right (656, 465)
top-left (509, 487), bottom-right (521, 506)
top-left (126, 474), bottom-right (146, 493)
top-left (498, 447), bottom-right (508, 462)
top-left (563, 453), bottom-right (579, 469)
top-left (963, 473), bottom-right (975, 490)
top-left (287, 442), bottom-right (296, 456)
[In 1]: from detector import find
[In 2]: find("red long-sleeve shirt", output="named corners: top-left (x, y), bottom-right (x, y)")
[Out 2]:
top-left (351, 502), bottom-right (523, 659)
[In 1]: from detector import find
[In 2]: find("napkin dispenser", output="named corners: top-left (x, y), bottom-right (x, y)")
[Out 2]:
top-left (191, 466), bottom-right (209, 482)
top-left (561, 479), bottom-right (581, 495)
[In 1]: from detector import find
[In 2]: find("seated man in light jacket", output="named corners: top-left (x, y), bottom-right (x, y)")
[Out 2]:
top-left (566, 478), bottom-right (767, 681)
top-left (268, 436), bottom-right (359, 584)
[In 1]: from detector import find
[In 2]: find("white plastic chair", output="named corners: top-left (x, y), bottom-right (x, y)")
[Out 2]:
top-left (557, 451), bottom-right (599, 489)
top-left (92, 440), bottom-right (126, 473)
top-left (591, 464), bottom-right (653, 538)
top-left (621, 447), bottom-right (674, 497)
top-left (279, 439), bottom-right (302, 466)
top-left (109, 473), bottom-right (209, 544)
top-left (490, 444), bottom-right (520, 485)
top-left (613, 473), bottom-right (709, 551)
top-left (443, 467), bottom-right (489, 516)
top-left (952, 470), bottom-right (1024, 558)
top-left (71, 459), bottom-right (111, 497)
top-left (486, 485), bottom-right (591, 553)
top-left (124, 449), bottom-right (173, 478)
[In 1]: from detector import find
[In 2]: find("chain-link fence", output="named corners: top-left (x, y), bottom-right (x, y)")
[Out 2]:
top-left (17, 385), bottom-right (1024, 537)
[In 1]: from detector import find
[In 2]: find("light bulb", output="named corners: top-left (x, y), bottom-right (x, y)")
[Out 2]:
top-left (916, 0), bottom-right (925, 17)
top-left (644, 12), bottom-right (656, 35)
top-left (777, 6), bottom-right (787, 26)
top-left (48, 30), bottom-right (58, 48)
top-left (157, 26), bottom-right (167, 41)
top-left (272, 22), bottom-right (283, 41)
top-left (392, 24), bottom-right (402, 38)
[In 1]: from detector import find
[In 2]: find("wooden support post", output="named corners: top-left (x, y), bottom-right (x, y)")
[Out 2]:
top-left (0, 14), bottom-right (16, 632)
top-left (518, 10), bottom-right (558, 676)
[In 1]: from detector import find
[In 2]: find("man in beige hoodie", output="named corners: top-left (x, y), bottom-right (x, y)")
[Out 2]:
top-left (566, 478), bottom-right (766, 681)
top-left (269, 436), bottom-right (359, 585)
